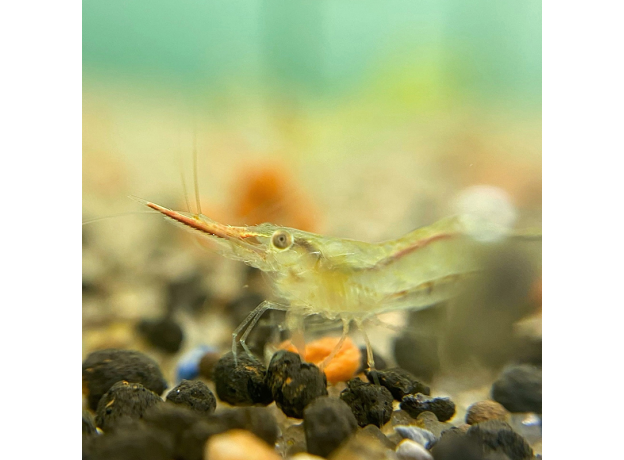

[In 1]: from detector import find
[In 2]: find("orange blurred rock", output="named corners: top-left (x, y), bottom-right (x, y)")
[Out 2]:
top-left (279, 337), bottom-right (362, 385)
top-left (205, 429), bottom-right (280, 460)
top-left (231, 164), bottom-right (319, 232)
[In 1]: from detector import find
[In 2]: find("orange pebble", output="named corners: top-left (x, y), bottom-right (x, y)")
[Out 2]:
top-left (279, 336), bottom-right (362, 385)
top-left (231, 164), bottom-right (319, 232)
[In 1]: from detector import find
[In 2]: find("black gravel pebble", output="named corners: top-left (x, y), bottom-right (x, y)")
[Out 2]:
top-left (166, 271), bottom-right (210, 315)
top-left (214, 407), bottom-right (279, 446)
top-left (467, 420), bottom-right (533, 460)
top-left (393, 333), bottom-right (441, 382)
top-left (266, 350), bottom-right (328, 418)
top-left (142, 404), bottom-right (206, 460)
top-left (213, 351), bottom-right (273, 406)
top-left (340, 378), bottom-right (394, 428)
top-left (430, 428), bottom-right (483, 460)
top-left (491, 364), bottom-right (542, 414)
top-left (365, 367), bottom-right (430, 401)
top-left (400, 393), bottom-right (456, 422)
top-left (143, 404), bottom-right (278, 460)
top-left (95, 381), bottom-right (163, 432)
top-left (83, 423), bottom-right (175, 460)
top-left (82, 348), bottom-right (168, 411)
top-left (137, 317), bottom-right (184, 353)
top-left (176, 420), bottom-right (215, 460)
top-left (166, 379), bottom-right (217, 414)
top-left (357, 346), bottom-right (388, 373)
top-left (303, 396), bottom-right (358, 458)
top-left (143, 403), bottom-right (203, 434)
top-left (82, 410), bottom-right (97, 436)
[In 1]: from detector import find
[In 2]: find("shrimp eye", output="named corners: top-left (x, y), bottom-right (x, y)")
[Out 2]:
top-left (271, 230), bottom-right (293, 250)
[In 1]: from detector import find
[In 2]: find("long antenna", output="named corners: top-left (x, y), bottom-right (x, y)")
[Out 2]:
top-left (192, 127), bottom-right (202, 216)
top-left (82, 210), bottom-right (159, 226)
top-left (178, 129), bottom-right (191, 214)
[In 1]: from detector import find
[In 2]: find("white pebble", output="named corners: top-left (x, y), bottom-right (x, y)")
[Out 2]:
top-left (453, 185), bottom-right (517, 242)
top-left (396, 439), bottom-right (433, 460)
top-left (394, 425), bottom-right (436, 448)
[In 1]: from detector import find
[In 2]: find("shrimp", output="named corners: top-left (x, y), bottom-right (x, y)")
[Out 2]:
top-left (142, 199), bottom-right (541, 370)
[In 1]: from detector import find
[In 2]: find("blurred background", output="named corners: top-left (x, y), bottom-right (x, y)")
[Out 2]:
top-left (83, 0), bottom-right (541, 423)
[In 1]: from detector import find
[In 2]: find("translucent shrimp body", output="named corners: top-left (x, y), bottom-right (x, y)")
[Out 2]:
top-left (145, 201), bottom-right (537, 368)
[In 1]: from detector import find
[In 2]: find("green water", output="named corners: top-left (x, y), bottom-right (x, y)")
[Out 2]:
top-left (83, 0), bottom-right (541, 107)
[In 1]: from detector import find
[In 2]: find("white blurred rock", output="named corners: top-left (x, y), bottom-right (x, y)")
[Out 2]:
top-left (395, 439), bottom-right (433, 460)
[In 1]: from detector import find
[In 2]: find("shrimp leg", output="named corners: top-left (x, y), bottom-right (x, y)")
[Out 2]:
top-left (286, 310), bottom-right (306, 358)
top-left (232, 300), bottom-right (287, 362)
top-left (319, 317), bottom-right (351, 370)
top-left (356, 318), bottom-right (381, 385)
top-left (355, 318), bottom-right (376, 370)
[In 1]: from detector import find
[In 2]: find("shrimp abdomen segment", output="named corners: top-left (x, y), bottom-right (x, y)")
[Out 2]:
top-left (374, 271), bottom-right (479, 314)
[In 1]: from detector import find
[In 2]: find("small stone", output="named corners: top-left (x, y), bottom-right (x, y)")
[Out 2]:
top-left (400, 394), bottom-right (456, 422)
top-left (142, 404), bottom-right (207, 460)
top-left (457, 423), bottom-right (471, 433)
top-left (205, 429), bottom-right (281, 460)
top-left (430, 430), bottom-right (483, 460)
top-left (359, 424), bottom-right (396, 450)
top-left (365, 368), bottom-right (430, 401)
top-left (213, 406), bottom-right (279, 445)
top-left (176, 419), bottom-right (217, 460)
top-left (507, 413), bottom-right (542, 447)
top-left (95, 381), bottom-right (163, 432)
top-left (176, 345), bottom-right (216, 381)
top-left (391, 410), bottom-right (418, 427)
top-left (439, 426), bottom-right (463, 439)
top-left (467, 420), bottom-right (533, 460)
top-left (82, 410), bottom-right (97, 436)
top-left (213, 351), bottom-right (273, 406)
top-left (82, 348), bottom-right (168, 411)
top-left (340, 378), bottom-right (394, 428)
top-left (413, 411), bottom-right (452, 438)
top-left (83, 423), bottom-right (175, 460)
top-left (394, 425), bottom-right (436, 449)
top-left (491, 365), bottom-right (541, 414)
top-left (328, 435), bottom-right (394, 460)
top-left (137, 317), bottom-right (184, 353)
top-left (393, 333), bottom-right (440, 382)
top-left (304, 396), bottom-right (358, 458)
top-left (277, 423), bottom-right (307, 457)
top-left (266, 350), bottom-right (328, 418)
top-left (166, 379), bottom-right (216, 414)
top-left (395, 439), bottom-right (433, 460)
top-left (144, 406), bottom-right (279, 460)
top-left (466, 400), bottom-right (509, 425)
